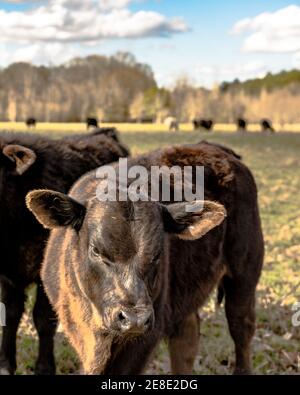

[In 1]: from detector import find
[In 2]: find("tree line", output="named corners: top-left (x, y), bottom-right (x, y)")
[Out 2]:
top-left (0, 52), bottom-right (299, 123)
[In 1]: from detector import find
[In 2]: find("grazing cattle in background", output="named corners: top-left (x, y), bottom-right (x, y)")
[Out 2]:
top-left (140, 117), bottom-right (155, 124)
top-left (169, 120), bottom-right (179, 132)
top-left (26, 118), bottom-right (37, 129)
top-left (261, 119), bottom-right (275, 134)
top-left (237, 118), bottom-right (247, 133)
top-left (164, 117), bottom-right (179, 132)
top-left (0, 131), bottom-right (129, 375)
top-left (193, 119), bottom-right (214, 131)
top-left (86, 117), bottom-right (98, 130)
top-left (27, 141), bottom-right (264, 375)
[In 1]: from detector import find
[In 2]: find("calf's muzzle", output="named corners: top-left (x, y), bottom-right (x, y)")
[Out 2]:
top-left (114, 306), bottom-right (154, 334)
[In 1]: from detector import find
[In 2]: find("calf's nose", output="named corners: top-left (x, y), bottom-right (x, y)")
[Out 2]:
top-left (117, 308), bottom-right (153, 334)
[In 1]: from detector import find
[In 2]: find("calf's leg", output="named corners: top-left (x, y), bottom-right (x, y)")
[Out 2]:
top-left (33, 282), bottom-right (57, 375)
top-left (223, 277), bottom-right (256, 375)
top-left (169, 313), bottom-right (200, 374)
top-left (0, 280), bottom-right (25, 375)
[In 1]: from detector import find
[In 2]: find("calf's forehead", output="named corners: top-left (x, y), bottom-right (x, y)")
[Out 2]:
top-left (85, 200), bottom-right (164, 262)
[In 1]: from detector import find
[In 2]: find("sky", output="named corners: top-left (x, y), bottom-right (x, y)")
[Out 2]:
top-left (0, 0), bottom-right (299, 88)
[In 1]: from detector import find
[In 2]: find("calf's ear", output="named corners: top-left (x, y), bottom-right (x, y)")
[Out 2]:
top-left (26, 189), bottom-right (86, 231)
top-left (3, 144), bottom-right (36, 175)
top-left (162, 200), bottom-right (226, 240)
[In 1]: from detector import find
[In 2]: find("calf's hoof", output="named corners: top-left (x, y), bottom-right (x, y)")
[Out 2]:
top-left (34, 364), bottom-right (56, 375)
top-left (0, 366), bottom-right (12, 375)
top-left (0, 357), bottom-right (14, 375)
top-left (34, 362), bottom-right (55, 376)
top-left (233, 368), bottom-right (252, 375)
top-left (0, 362), bottom-right (15, 376)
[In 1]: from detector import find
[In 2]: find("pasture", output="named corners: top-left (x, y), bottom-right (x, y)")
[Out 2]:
top-left (1, 124), bottom-right (300, 375)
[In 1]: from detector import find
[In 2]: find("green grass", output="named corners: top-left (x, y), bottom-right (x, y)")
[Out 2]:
top-left (1, 129), bottom-right (300, 375)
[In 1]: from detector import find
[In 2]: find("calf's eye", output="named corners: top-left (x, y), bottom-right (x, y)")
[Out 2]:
top-left (91, 246), bottom-right (100, 257)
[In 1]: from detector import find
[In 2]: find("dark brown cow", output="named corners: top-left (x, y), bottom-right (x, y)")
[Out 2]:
top-left (261, 119), bottom-right (275, 134)
top-left (64, 127), bottom-right (122, 144)
top-left (0, 131), bottom-right (129, 375)
top-left (27, 142), bottom-right (264, 375)
top-left (237, 118), bottom-right (247, 133)
top-left (26, 118), bottom-right (37, 128)
top-left (193, 119), bottom-right (214, 131)
top-left (86, 117), bottom-right (98, 130)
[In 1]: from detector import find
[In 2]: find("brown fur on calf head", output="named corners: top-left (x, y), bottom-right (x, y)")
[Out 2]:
top-left (27, 188), bottom-right (226, 373)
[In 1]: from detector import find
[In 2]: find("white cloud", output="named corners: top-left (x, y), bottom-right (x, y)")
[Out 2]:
top-left (0, 0), bottom-right (188, 67)
top-left (292, 52), bottom-right (300, 68)
top-left (155, 61), bottom-right (268, 89)
top-left (0, 0), bottom-right (188, 44)
top-left (231, 5), bottom-right (300, 53)
top-left (0, 42), bottom-right (78, 65)
top-left (196, 61), bottom-right (267, 81)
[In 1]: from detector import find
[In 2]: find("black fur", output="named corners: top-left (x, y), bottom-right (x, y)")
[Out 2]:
top-left (0, 130), bottom-right (129, 375)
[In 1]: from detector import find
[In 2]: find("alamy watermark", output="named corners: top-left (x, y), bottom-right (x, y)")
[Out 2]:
top-left (95, 158), bottom-right (204, 212)
top-left (0, 302), bottom-right (5, 327)
top-left (291, 302), bottom-right (300, 371)
top-left (292, 302), bottom-right (300, 327)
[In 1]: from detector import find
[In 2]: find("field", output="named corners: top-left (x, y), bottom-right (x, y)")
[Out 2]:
top-left (1, 121), bottom-right (300, 134)
top-left (1, 124), bottom-right (300, 375)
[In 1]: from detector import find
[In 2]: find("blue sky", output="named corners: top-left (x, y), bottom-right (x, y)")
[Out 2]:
top-left (0, 0), bottom-right (299, 87)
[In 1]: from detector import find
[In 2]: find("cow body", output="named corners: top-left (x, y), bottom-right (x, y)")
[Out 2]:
top-left (26, 118), bottom-right (37, 128)
top-left (86, 117), bottom-right (98, 130)
top-left (261, 119), bottom-right (275, 134)
top-left (27, 142), bottom-right (264, 375)
top-left (237, 118), bottom-right (247, 133)
top-left (64, 127), bottom-right (122, 144)
top-left (193, 119), bottom-right (214, 131)
top-left (164, 117), bottom-right (179, 132)
top-left (0, 131), bottom-right (129, 375)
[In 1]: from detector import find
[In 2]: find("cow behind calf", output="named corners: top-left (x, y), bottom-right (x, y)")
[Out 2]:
top-left (0, 131), bottom-right (129, 375)
top-left (27, 142), bottom-right (264, 375)
top-left (64, 127), bottom-right (126, 148)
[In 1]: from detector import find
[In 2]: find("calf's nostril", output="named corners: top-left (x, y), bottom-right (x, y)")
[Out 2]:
top-left (141, 311), bottom-right (153, 328)
top-left (118, 311), bottom-right (127, 322)
top-left (118, 310), bottom-right (135, 331)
